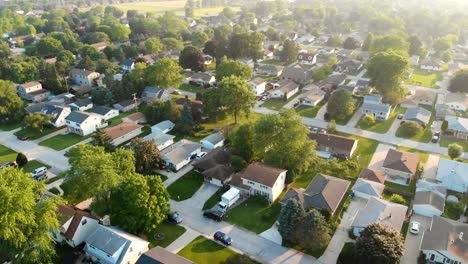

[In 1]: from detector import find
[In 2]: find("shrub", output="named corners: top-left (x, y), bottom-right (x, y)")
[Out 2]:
top-left (230, 155), bottom-right (247, 172)
top-left (399, 121), bottom-right (423, 137)
top-left (16, 153), bottom-right (28, 167)
top-left (388, 194), bottom-right (407, 205)
top-left (361, 114), bottom-right (375, 126)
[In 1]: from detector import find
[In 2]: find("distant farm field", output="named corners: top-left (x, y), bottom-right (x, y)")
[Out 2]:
top-left (82, 1), bottom-right (239, 17)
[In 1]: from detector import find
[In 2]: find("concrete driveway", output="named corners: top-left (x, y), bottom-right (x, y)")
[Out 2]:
top-left (347, 108), bottom-right (363, 127)
top-left (368, 144), bottom-right (393, 170)
top-left (421, 154), bottom-right (440, 181)
top-left (400, 214), bottom-right (432, 264)
top-left (259, 224), bottom-right (282, 245)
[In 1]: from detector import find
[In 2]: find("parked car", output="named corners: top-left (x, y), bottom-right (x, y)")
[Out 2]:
top-left (434, 131), bottom-right (440, 137)
top-left (0, 161), bottom-right (17, 169)
top-left (196, 152), bottom-right (207, 160)
top-left (31, 166), bottom-right (47, 180)
top-left (17, 135), bottom-right (29, 140)
top-left (167, 211), bottom-right (183, 224)
top-left (410, 221), bottom-right (420, 235)
top-left (397, 114), bottom-right (404, 120)
top-left (203, 209), bottom-right (224, 221)
top-left (214, 231), bottom-right (232, 246)
top-left (171, 89), bottom-right (182, 95)
top-left (431, 135), bottom-right (439, 143)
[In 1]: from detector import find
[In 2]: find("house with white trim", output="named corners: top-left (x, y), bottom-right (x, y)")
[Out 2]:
top-left (65, 111), bottom-right (108, 136)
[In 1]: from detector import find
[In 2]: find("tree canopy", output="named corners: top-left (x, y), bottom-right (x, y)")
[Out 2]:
top-left (179, 45), bottom-right (205, 72)
top-left (217, 76), bottom-right (256, 124)
top-left (448, 70), bottom-right (468, 93)
top-left (129, 138), bottom-right (162, 174)
top-left (327, 89), bottom-right (355, 120)
top-left (216, 57), bottom-right (253, 81)
top-left (448, 143), bottom-right (463, 160)
top-left (0, 80), bottom-right (24, 124)
top-left (145, 58), bottom-right (183, 88)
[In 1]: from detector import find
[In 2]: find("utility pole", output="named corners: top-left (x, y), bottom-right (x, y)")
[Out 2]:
top-left (132, 93), bottom-right (138, 112)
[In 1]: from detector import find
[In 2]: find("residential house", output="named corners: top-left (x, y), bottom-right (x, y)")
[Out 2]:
top-left (238, 58), bottom-right (254, 68)
top-left (151, 120), bottom-right (175, 134)
top-left (354, 79), bottom-right (372, 94)
top-left (161, 139), bottom-right (202, 171)
top-left (299, 84), bottom-right (325, 107)
top-left (359, 168), bottom-right (386, 184)
top-left (351, 197), bottom-right (408, 237)
top-left (113, 99), bottom-right (141, 112)
top-left (445, 93), bottom-right (468, 112)
top-left (382, 149), bottom-right (420, 185)
top-left (69, 98), bottom-right (93, 112)
top-left (334, 59), bottom-right (364, 75)
top-left (90, 42), bottom-right (107, 51)
top-left (420, 216), bottom-right (468, 264)
top-left (297, 52), bottom-right (317, 65)
top-left (104, 123), bottom-right (143, 146)
top-left (233, 162), bottom-right (286, 202)
top-left (144, 132), bottom-right (175, 151)
top-left (136, 246), bottom-right (194, 264)
top-left (84, 225), bottom-right (149, 264)
top-left (436, 159), bottom-right (468, 193)
top-left (445, 116), bottom-right (468, 140)
top-left (361, 95), bottom-right (392, 121)
top-left (280, 173), bottom-right (351, 214)
top-left (200, 133), bottom-right (225, 150)
top-left (421, 58), bottom-right (443, 71)
top-left (269, 80), bottom-right (300, 100)
top-left (192, 148), bottom-right (233, 186)
top-left (435, 94), bottom-right (451, 120)
top-left (40, 105), bottom-right (71, 128)
top-left (281, 64), bottom-right (313, 85)
top-left (413, 90), bottom-right (436, 106)
top-left (320, 74), bottom-right (347, 90)
top-left (263, 49), bottom-right (273, 59)
top-left (403, 107), bottom-right (432, 127)
top-left (52, 205), bottom-right (99, 248)
top-left (70, 68), bottom-right (100, 87)
top-left (256, 64), bottom-right (283, 77)
top-left (137, 55), bottom-right (155, 65)
top-left (122, 112), bottom-right (147, 124)
top-left (249, 77), bottom-right (266, 96)
top-left (142, 86), bottom-right (171, 103)
top-left (351, 178), bottom-right (385, 200)
top-left (65, 111), bottom-right (108, 136)
top-left (187, 72), bottom-right (216, 86)
top-left (121, 59), bottom-right (135, 72)
top-left (413, 190), bottom-right (445, 217)
top-left (49, 92), bottom-right (75, 105)
top-left (203, 54), bottom-right (213, 65)
top-left (92, 106), bottom-right (119, 121)
top-left (17, 81), bottom-right (50, 102)
top-left (308, 132), bottom-right (358, 159)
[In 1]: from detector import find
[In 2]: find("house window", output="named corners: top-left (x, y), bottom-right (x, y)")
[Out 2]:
top-left (81, 219), bottom-right (87, 225)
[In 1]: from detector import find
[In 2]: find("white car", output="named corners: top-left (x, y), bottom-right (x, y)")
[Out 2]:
top-left (196, 152), bottom-right (207, 160)
top-left (410, 221), bottom-right (420, 235)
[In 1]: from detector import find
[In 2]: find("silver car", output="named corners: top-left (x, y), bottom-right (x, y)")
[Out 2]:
top-left (410, 221), bottom-right (420, 235)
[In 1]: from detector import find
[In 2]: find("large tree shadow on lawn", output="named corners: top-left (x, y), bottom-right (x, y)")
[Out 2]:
top-left (190, 238), bottom-right (225, 253)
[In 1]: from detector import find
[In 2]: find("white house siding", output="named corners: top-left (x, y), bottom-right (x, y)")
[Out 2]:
top-left (210, 178), bottom-right (223, 187)
top-left (66, 217), bottom-right (99, 248)
top-left (413, 205), bottom-right (442, 217)
top-left (100, 110), bottom-right (119, 120)
top-left (111, 128), bottom-right (143, 146)
top-left (286, 88), bottom-right (299, 99)
top-left (157, 139), bottom-right (174, 151)
top-left (447, 102), bottom-right (466, 112)
top-left (242, 171), bottom-right (286, 202)
top-left (382, 167), bottom-right (412, 181)
top-left (422, 250), bottom-right (464, 264)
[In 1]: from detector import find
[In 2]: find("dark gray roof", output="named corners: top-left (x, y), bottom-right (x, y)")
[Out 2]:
top-left (92, 106), bottom-right (114, 116)
top-left (362, 95), bottom-right (391, 112)
top-left (137, 246), bottom-right (194, 264)
top-left (121, 59), bottom-right (135, 67)
top-left (201, 133), bottom-right (225, 145)
top-left (85, 225), bottom-right (129, 256)
top-left (143, 86), bottom-right (168, 99)
top-left (71, 98), bottom-right (92, 107)
top-left (115, 99), bottom-right (135, 107)
top-left (65, 111), bottom-right (90, 124)
top-left (414, 190), bottom-right (445, 212)
top-left (324, 74), bottom-right (347, 85)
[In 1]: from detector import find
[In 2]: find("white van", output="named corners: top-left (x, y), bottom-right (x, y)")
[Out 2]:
top-left (31, 167), bottom-right (47, 180)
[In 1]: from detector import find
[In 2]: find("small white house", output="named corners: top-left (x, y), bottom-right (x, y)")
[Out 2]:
top-left (200, 133), bottom-right (225, 150)
top-left (69, 98), bottom-right (93, 112)
top-left (249, 77), bottom-right (266, 96)
top-left (40, 105), bottom-right (71, 128)
top-left (270, 81), bottom-right (300, 100)
top-left (92, 106), bottom-right (119, 121)
top-left (17, 81), bottom-right (50, 102)
top-left (161, 139), bottom-right (202, 171)
top-left (70, 68), bottom-right (100, 87)
top-left (151, 120), bottom-right (175, 134)
top-left (299, 84), bottom-right (325, 107)
top-left (65, 111), bottom-right (108, 136)
top-left (121, 59), bottom-right (135, 72)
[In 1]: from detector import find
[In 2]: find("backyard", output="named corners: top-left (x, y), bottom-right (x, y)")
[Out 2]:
top-left (356, 107), bottom-right (406, 133)
top-left (261, 93), bottom-right (300, 111)
top-left (224, 195), bottom-right (282, 234)
top-left (14, 126), bottom-right (60, 140)
top-left (404, 68), bottom-right (443, 88)
top-left (395, 108), bottom-right (434, 143)
top-left (166, 170), bottom-right (204, 201)
top-left (147, 221), bottom-right (186, 248)
top-left (178, 236), bottom-right (258, 264)
top-left (295, 102), bottom-right (325, 119)
top-left (179, 83), bottom-right (209, 94)
top-left (39, 133), bottom-right (87, 151)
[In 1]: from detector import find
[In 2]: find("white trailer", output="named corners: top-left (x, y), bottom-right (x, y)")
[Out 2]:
top-left (217, 187), bottom-right (240, 212)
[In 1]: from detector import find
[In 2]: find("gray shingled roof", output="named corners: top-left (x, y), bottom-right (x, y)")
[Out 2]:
top-left (446, 115), bottom-right (468, 133)
top-left (351, 197), bottom-right (408, 231)
top-left (65, 111), bottom-right (90, 124)
top-left (352, 178), bottom-right (384, 197)
top-left (92, 106), bottom-right (114, 116)
top-left (362, 95), bottom-right (391, 113)
top-left (85, 225), bottom-right (129, 256)
top-left (201, 133), bottom-right (225, 145)
top-left (161, 139), bottom-right (201, 165)
top-left (404, 107), bottom-right (431, 125)
top-left (414, 190), bottom-right (445, 212)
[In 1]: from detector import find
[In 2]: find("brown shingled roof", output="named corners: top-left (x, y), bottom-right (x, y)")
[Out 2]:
top-left (126, 112), bottom-right (145, 121)
top-left (57, 205), bottom-right (97, 240)
top-left (308, 132), bottom-right (357, 154)
top-left (240, 162), bottom-right (287, 187)
top-left (104, 123), bottom-right (143, 140)
top-left (359, 168), bottom-right (386, 184)
top-left (382, 149), bottom-right (419, 175)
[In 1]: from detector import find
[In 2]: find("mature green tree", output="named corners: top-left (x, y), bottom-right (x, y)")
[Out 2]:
top-left (83, 32), bottom-right (110, 44)
top-left (79, 45), bottom-right (100, 61)
top-left (202, 88), bottom-right (225, 120)
top-left (441, 51), bottom-right (452, 63)
top-left (313, 65), bottom-right (333, 81)
top-left (362, 33), bottom-right (373, 51)
top-left (448, 70), bottom-right (468, 93)
top-left (35, 36), bottom-right (64, 57)
top-left (16, 152), bottom-right (28, 167)
top-left (326, 35), bottom-right (343, 47)
top-left (77, 56), bottom-right (96, 71)
top-left (162, 37), bottom-right (184, 51)
top-left (16, 24), bottom-right (36, 35)
top-left (203, 40), bottom-right (219, 59)
top-left (11, 59), bottom-right (40, 84)
top-left (388, 194), bottom-right (407, 205)
top-left (91, 87), bottom-right (114, 105)
top-left (96, 59), bottom-right (119, 75)
top-left (0, 167), bottom-right (61, 263)
top-left (178, 104), bottom-right (195, 136)
top-left (448, 143), bottom-right (463, 160)
top-left (408, 35), bottom-right (425, 56)
top-left (370, 34), bottom-right (409, 54)
top-left (218, 76), bottom-right (256, 124)
top-left (221, 7), bottom-right (235, 19)
top-left (367, 51), bottom-right (409, 104)
top-left (281, 39), bottom-right (299, 65)
top-left (327, 119), bottom-right (337, 133)
top-left (255, 110), bottom-right (318, 177)
top-left (145, 58), bottom-right (183, 88)
top-left (144, 37), bottom-right (163, 55)
top-left (296, 209), bottom-right (331, 252)
top-left (278, 199), bottom-right (306, 240)
top-left (110, 173), bottom-right (169, 234)
top-left (66, 145), bottom-right (135, 211)
top-left (191, 30), bottom-right (209, 47)
top-left (355, 223), bottom-right (405, 264)
top-left (216, 57), bottom-right (253, 81)
top-left (23, 113), bottom-right (51, 132)
top-left (327, 89), bottom-right (355, 120)
top-left (129, 138), bottom-right (162, 174)
top-left (179, 46), bottom-right (205, 72)
top-left (107, 24), bottom-right (131, 42)
top-left (399, 121), bottom-right (423, 137)
top-left (361, 114), bottom-right (376, 126)
top-left (343, 37), bottom-right (361, 49)
top-left (0, 41), bottom-right (11, 59)
top-left (0, 80), bottom-right (24, 124)
top-left (121, 62), bottom-right (147, 97)
top-left (433, 35), bottom-right (456, 53)
top-left (228, 33), bottom-right (250, 59)
top-left (91, 128), bottom-right (115, 152)
top-left (39, 62), bottom-right (65, 94)
top-left (231, 123), bottom-right (255, 162)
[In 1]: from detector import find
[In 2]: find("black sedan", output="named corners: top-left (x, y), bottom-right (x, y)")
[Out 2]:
top-left (203, 209), bottom-right (224, 222)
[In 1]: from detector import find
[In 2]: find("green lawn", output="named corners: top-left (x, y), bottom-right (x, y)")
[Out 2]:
top-left (39, 133), bottom-right (87, 151)
top-left (384, 182), bottom-right (412, 194)
top-left (356, 107), bottom-right (406, 134)
top-left (440, 136), bottom-right (468, 150)
top-left (224, 196), bottom-right (282, 234)
top-left (21, 160), bottom-right (50, 173)
top-left (0, 122), bottom-right (21, 131)
top-left (203, 188), bottom-right (224, 210)
top-left (179, 83), bottom-right (208, 94)
top-left (0, 145), bottom-right (17, 163)
top-left (292, 170), bottom-right (317, 189)
top-left (442, 201), bottom-right (464, 220)
top-left (14, 126), bottom-right (58, 140)
top-left (405, 68), bottom-right (443, 88)
top-left (107, 110), bottom-right (138, 127)
top-left (178, 236), bottom-right (258, 264)
top-left (49, 187), bottom-right (61, 195)
top-left (395, 112), bottom-right (434, 143)
top-left (148, 221), bottom-right (186, 248)
top-left (262, 93), bottom-right (300, 111)
top-left (295, 101), bottom-right (325, 119)
top-left (167, 170), bottom-right (204, 201)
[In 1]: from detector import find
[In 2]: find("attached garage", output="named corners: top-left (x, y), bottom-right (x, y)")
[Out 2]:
top-left (412, 191), bottom-right (445, 217)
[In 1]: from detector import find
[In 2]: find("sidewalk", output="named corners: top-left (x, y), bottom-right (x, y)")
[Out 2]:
top-left (166, 226), bottom-right (200, 253)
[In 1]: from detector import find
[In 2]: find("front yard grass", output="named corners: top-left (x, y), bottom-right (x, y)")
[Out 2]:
top-left (395, 111), bottom-right (434, 143)
top-left (203, 188), bottom-right (224, 210)
top-left (178, 236), bottom-right (259, 264)
top-left (39, 133), bottom-right (87, 151)
top-left (295, 101), bottom-right (326, 119)
top-left (261, 93), bottom-right (300, 111)
top-left (167, 170), bottom-right (204, 201)
top-left (0, 145), bottom-right (17, 163)
top-left (14, 126), bottom-right (59, 140)
top-left (148, 221), bottom-right (186, 248)
top-left (0, 122), bottom-right (21, 131)
top-left (179, 83), bottom-right (209, 94)
top-left (356, 107), bottom-right (406, 133)
top-left (440, 136), bottom-right (468, 151)
top-left (404, 68), bottom-right (443, 88)
top-left (292, 170), bottom-right (318, 189)
top-left (224, 195), bottom-right (282, 234)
